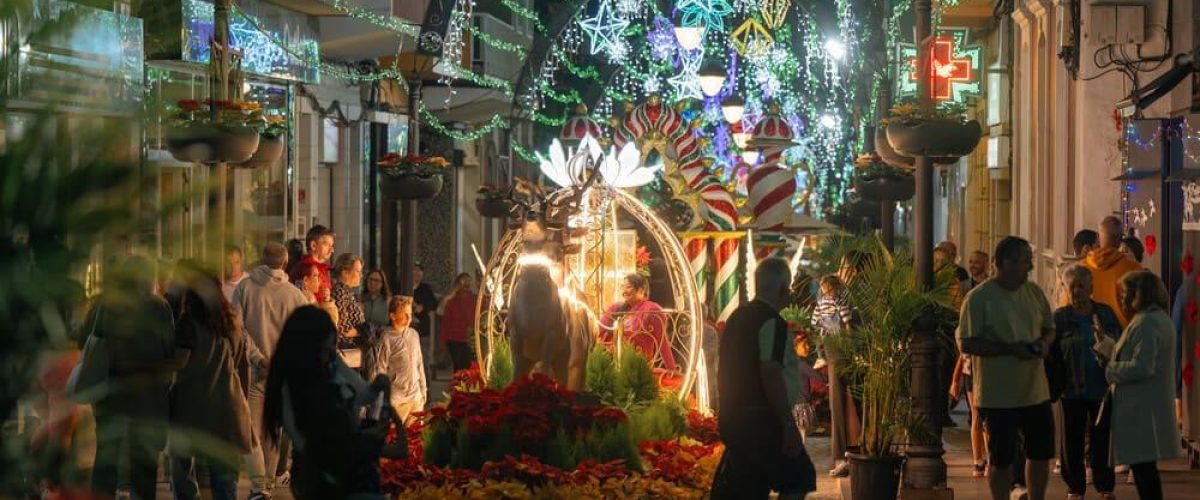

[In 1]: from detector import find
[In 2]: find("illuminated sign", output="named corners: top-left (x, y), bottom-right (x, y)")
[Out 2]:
top-left (895, 28), bottom-right (981, 104)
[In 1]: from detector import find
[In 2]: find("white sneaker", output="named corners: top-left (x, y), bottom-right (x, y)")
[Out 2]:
top-left (1066, 494), bottom-right (1084, 500)
top-left (829, 460), bottom-right (850, 477)
top-left (1127, 470), bottom-right (1135, 484)
top-left (1114, 464), bottom-right (1129, 473)
top-left (1010, 486), bottom-right (1028, 500)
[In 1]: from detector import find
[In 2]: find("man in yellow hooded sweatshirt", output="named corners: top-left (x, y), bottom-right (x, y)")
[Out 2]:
top-left (1082, 216), bottom-right (1144, 327)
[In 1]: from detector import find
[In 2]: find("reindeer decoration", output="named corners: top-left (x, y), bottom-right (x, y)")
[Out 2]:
top-left (504, 160), bottom-right (601, 391)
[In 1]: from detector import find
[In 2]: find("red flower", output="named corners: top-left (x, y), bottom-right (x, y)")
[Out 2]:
top-left (636, 246), bottom-right (651, 267)
top-left (1183, 252), bottom-right (1195, 276)
top-left (1187, 300), bottom-right (1198, 326)
top-left (1144, 234), bottom-right (1157, 256)
top-left (686, 410), bottom-right (720, 445)
top-left (177, 99), bottom-right (201, 112)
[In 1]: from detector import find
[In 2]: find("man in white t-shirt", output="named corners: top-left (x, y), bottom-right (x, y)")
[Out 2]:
top-left (958, 236), bottom-right (1056, 500)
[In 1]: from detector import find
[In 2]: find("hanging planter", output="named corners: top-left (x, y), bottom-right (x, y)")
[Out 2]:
top-left (855, 172), bottom-right (916, 202)
top-left (165, 99), bottom-right (268, 164)
top-left (886, 118), bottom-right (983, 158)
top-left (875, 126), bottom-right (914, 169)
top-left (377, 153), bottom-right (450, 200)
top-left (476, 198), bottom-right (513, 218)
top-left (848, 453), bottom-right (904, 500)
top-left (239, 133), bottom-right (284, 169)
top-left (166, 124), bottom-right (260, 164)
top-left (381, 173), bottom-right (443, 200)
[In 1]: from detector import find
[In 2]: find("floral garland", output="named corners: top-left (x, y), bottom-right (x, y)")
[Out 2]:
top-left (377, 153), bottom-right (450, 177)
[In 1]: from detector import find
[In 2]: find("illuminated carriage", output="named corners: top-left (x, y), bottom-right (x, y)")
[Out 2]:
top-left (473, 137), bottom-right (709, 407)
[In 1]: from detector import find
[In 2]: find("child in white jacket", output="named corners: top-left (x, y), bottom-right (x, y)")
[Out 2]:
top-left (378, 296), bottom-right (427, 424)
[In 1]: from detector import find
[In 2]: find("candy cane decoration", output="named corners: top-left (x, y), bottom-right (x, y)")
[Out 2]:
top-left (699, 182), bottom-right (739, 231)
top-left (714, 236), bottom-right (741, 325)
top-left (685, 237), bottom-right (709, 316)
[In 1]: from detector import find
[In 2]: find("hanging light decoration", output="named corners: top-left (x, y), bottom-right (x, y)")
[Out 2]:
top-left (559, 104), bottom-right (603, 146)
top-left (743, 149), bottom-right (761, 165)
top-left (759, 0), bottom-right (791, 29)
top-left (697, 59), bottom-right (727, 97)
top-left (673, 24), bottom-right (705, 51)
top-left (721, 95), bottom-right (746, 125)
top-left (746, 102), bottom-right (798, 150)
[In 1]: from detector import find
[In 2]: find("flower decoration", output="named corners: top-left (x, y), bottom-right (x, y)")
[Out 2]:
top-left (854, 152), bottom-right (911, 181)
top-left (636, 246), bottom-right (651, 277)
top-left (169, 99), bottom-right (265, 131)
top-left (261, 115), bottom-right (287, 139)
top-left (378, 153), bottom-right (450, 177)
top-left (1144, 234), bottom-right (1157, 256)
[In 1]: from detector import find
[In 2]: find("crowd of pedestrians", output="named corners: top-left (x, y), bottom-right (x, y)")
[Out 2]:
top-left (954, 216), bottom-right (1183, 500)
top-left (47, 223), bottom-right (485, 499)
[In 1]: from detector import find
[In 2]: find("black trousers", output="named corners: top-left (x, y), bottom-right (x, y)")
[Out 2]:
top-left (447, 340), bottom-right (473, 373)
top-left (1059, 398), bottom-right (1114, 494)
top-left (1130, 462), bottom-right (1163, 500)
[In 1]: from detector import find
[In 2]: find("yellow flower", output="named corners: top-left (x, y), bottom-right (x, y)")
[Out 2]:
top-left (427, 156), bottom-right (449, 168)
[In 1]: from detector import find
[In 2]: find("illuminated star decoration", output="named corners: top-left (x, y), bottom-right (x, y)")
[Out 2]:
top-left (759, 0), bottom-right (790, 29)
top-left (669, 50), bottom-right (705, 102)
top-left (579, 0), bottom-right (630, 63)
top-left (677, 0), bottom-right (734, 32)
top-left (730, 17), bottom-right (774, 58)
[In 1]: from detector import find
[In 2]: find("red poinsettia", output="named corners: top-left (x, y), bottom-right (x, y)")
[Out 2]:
top-left (1144, 234), bottom-right (1158, 256)
top-left (685, 410), bottom-right (720, 445)
top-left (1183, 252), bottom-right (1195, 277)
top-left (452, 362), bottom-right (485, 390)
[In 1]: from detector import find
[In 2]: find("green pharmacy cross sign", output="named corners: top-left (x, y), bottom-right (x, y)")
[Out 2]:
top-left (895, 28), bottom-right (981, 103)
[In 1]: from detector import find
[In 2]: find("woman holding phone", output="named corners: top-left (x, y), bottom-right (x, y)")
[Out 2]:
top-left (1051, 264), bottom-right (1121, 499)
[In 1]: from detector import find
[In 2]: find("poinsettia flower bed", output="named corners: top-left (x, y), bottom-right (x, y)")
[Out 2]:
top-left (380, 375), bottom-right (724, 498)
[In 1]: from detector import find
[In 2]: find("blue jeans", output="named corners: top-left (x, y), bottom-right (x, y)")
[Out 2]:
top-left (170, 453), bottom-right (238, 500)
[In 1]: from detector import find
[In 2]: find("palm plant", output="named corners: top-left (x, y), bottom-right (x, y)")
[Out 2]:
top-left (823, 238), bottom-right (953, 457)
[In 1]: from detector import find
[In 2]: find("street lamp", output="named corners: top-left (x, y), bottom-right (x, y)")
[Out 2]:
top-left (819, 113), bottom-right (839, 129)
top-left (674, 25), bottom-right (704, 51)
top-left (698, 60), bottom-right (726, 97)
top-left (742, 149), bottom-right (760, 165)
top-left (721, 95), bottom-right (746, 125)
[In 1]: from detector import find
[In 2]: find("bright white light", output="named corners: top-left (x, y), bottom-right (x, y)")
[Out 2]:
top-left (698, 73), bottom-right (725, 97)
top-left (743, 149), bottom-right (761, 164)
top-left (824, 38), bottom-right (846, 61)
top-left (819, 114), bottom-right (839, 129)
top-left (721, 96), bottom-right (745, 125)
top-left (674, 25), bottom-right (704, 51)
top-left (518, 253), bottom-right (555, 268)
top-left (732, 132), bottom-right (751, 149)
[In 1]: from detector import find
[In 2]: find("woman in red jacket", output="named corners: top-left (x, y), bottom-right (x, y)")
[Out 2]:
top-left (439, 273), bottom-right (478, 373)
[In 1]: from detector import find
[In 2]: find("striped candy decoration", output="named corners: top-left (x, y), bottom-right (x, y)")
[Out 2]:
top-left (699, 181), bottom-right (738, 231)
top-left (713, 236), bottom-right (741, 324)
top-left (747, 165), bottom-right (796, 231)
top-left (685, 238), bottom-right (709, 316)
top-left (759, 145), bottom-right (787, 168)
top-left (678, 158), bottom-right (710, 188)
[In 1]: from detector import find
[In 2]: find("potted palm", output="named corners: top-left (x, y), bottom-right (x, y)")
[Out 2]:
top-left (823, 240), bottom-right (951, 500)
top-left (165, 99), bottom-right (263, 164)
top-left (475, 184), bottom-right (513, 218)
top-left (377, 153), bottom-right (448, 200)
top-left (853, 153), bottom-right (915, 202)
top-left (884, 102), bottom-right (982, 159)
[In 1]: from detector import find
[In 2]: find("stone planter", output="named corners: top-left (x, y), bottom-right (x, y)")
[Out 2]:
top-left (240, 133), bottom-right (285, 169)
top-left (886, 118), bottom-right (983, 158)
top-left (380, 173), bottom-right (443, 200)
top-left (855, 173), bottom-right (916, 202)
top-left (475, 198), bottom-right (513, 218)
top-left (875, 126), bottom-right (913, 168)
top-left (848, 453), bottom-right (904, 500)
top-left (166, 125), bottom-right (260, 164)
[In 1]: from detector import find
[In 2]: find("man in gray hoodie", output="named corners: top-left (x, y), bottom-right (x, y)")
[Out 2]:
top-left (233, 242), bottom-right (308, 498)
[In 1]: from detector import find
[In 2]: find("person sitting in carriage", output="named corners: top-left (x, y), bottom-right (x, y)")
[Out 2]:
top-left (599, 273), bottom-right (676, 371)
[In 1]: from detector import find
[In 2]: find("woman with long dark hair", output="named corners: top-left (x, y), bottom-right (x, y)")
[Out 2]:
top-left (361, 269), bottom-right (392, 327)
top-left (263, 306), bottom-right (399, 499)
top-left (167, 263), bottom-right (253, 500)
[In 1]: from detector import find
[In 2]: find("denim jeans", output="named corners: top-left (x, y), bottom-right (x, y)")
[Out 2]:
top-left (92, 413), bottom-right (166, 500)
top-left (246, 368), bottom-right (279, 492)
top-left (169, 453), bottom-right (238, 500)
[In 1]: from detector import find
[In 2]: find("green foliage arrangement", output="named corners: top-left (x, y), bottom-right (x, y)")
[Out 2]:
top-left (487, 334), bottom-right (514, 390)
top-left (628, 398), bottom-right (687, 444)
top-left (821, 238), bottom-right (952, 457)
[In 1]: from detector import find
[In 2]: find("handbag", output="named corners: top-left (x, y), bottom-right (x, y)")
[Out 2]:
top-left (65, 305), bottom-right (110, 404)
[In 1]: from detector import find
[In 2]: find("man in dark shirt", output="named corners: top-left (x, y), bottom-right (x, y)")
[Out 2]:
top-left (713, 258), bottom-right (816, 499)
top-left (411, 264), bottom-right (438, 338)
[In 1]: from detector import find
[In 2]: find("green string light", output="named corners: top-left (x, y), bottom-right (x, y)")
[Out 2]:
top-left (513, 142), bottom-right (541, 163)
top-left (538, 81), bottom-right (583, 105)
top-left (467, 22), bottom-right (528, 56)
top-left (315, 0), bottom-right (418, 36)
top-left (502, 0), bottom-right (547, 34)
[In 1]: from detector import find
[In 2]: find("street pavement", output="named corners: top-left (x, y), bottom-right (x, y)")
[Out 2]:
top-left (159, 377), bottom-right (1200, 499)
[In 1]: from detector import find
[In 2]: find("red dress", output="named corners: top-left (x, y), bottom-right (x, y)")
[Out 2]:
top-left (441, 292), bottom-right (477, 343)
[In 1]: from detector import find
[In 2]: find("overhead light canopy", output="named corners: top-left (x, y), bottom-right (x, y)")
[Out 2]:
top-left (697, 60), bottom-right (727, 97)
top-left (742, 149), bottom-right (760, 165)
top-left (673, 25), bottom-right (704, 51)
top-left (721, 95), bottom-right (745, 124)
top-left (732, 132), bottom-right (751, 149)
